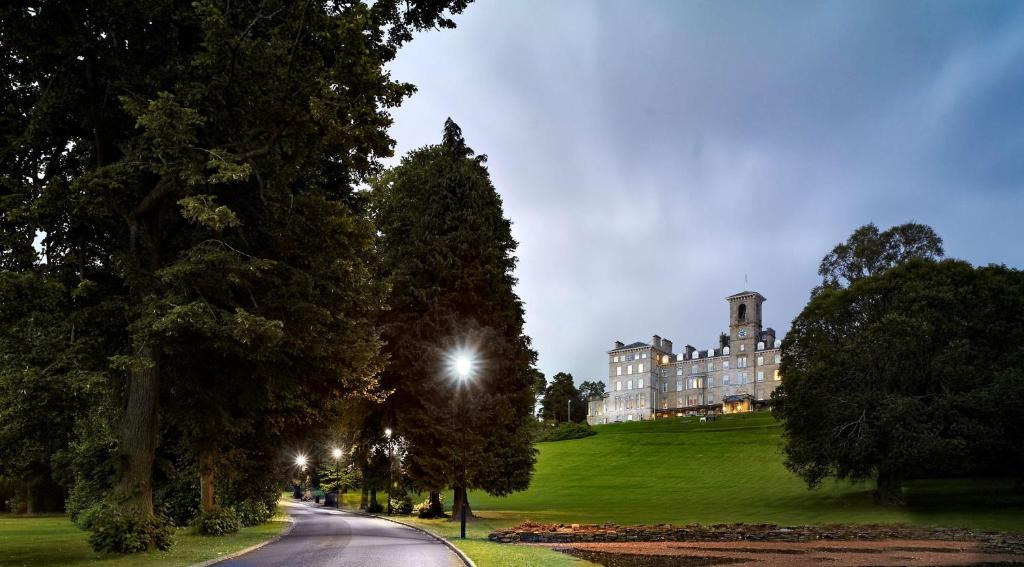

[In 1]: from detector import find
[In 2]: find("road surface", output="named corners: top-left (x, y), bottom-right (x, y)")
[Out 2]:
top-left (218, 501), bottom-right (464, 567)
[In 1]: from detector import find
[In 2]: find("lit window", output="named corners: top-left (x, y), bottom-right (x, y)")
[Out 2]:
top-left (627, 365), bottom-right (633, 375)
top-left (774, 369), bottom-right (781, 381)
top-left (638, 363), bottom-right (644, 373)
top-left (642, 352), bottom-right (647, 359)
top-left (662, 355), bottom-right (669, 364)
top-left (613, 356), bottom-right (618, 362)
top-left (740, 344), bottom-right (745, 351)
top-left (617, 366), bottom-right (622, 376)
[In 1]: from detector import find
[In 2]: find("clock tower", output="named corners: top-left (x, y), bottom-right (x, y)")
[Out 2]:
top-left (727, 291), bottom-right (765, 344)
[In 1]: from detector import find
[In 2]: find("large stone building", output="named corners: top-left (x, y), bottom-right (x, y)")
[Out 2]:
top-left (588, 291), bottom-right (783, 424)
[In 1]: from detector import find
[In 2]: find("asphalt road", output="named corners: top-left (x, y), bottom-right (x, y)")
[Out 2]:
top-left (218, 502), bottom-right (464, 567)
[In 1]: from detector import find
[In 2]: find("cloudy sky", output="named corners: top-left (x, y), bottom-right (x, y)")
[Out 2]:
top-left (384, 0), bottom-right (1024, 385)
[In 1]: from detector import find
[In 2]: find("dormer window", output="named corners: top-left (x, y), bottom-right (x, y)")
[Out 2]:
top-left (757, 341), bottom-right (764, 350)
top-left (723, 346), bottom-right (730, 355)
top-left (775, 339), bottom-right (782, 348)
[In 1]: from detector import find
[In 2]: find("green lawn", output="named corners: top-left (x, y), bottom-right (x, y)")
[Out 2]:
top-left (0, 505), bottom-right (289, 567)
top-left (465, 412), bottom-right (1024, 533)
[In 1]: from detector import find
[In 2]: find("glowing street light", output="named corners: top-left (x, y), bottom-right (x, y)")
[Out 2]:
top-left (331, 447), bottom-right (343, 460)
top-left (295, 454), bottom-right (308, 470)
top-left (330, 447), bottom-right (343, 507)
top-left (446, 348), bottom-right (477, 539)
top-left (384, 428), bottom-right (393, 515)
top-left (455, 356), bottom-right (472, 380)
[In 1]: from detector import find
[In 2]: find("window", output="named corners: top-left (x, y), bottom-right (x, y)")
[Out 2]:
top-left (676, 380), bottom-right (683, 392)
top-left (612, 356), bottom-right (618, 363)
top-left (707, 361), bottom-right (714, 371)
top-left (662, 355), bottom-right (669, 364)
top-left (739, 344), bottom-right (745, 351)
top-left (775, 354), bottom-right (781, 364)
top-left (738, 372), bottom-right (747, 385)
top-left (737, 303), bottom-right (747, 322)
top-left (676, 396), bottom-right (683, 407)
top-left (638, 378), bottom-right (644, 388)
top-left (687, 377), bottom-right (704, 389)
top-left (757, 341), bottom-right (764, 350)
top-left (708, 396), bottom-right (715, 405)
top-left (757, 355), bottom-right (764, 366)
top-left (661, 382), bottom-right (668, 393)
top-left (616, 381), bottom-right (622, 391)
top-left (723, 360), bottom-right (730, 369)
top-left (694, 351), bottom-right (701, 358)
top-left (627, 380), bottom-right (633, 390)
top-left (638, 363), bottom-right (644, 373)
top-left (723, 373), bottom-right (730, 385)
top-left (707, 376), bottom-right (714, 388)
top-left (642, 352), bottom-right (647, 359)
top-left (627, 414), bottom-right (634, 421)
top-left (774, 369), bottom-right (781, 381)
top-left (757, 371), bottom-right (764, 382)
top-left (676, 368), bottom-right (683, 376)
top-left (661, 368), bottom-right (667, 377)
top-left (738, 356), bottom-right (748, 368)
top-left (617, 366), bottom-right (622, 376)
top-left (639, 394), bottom-right (645, 408)
top-left (723, 346), bottom-right (730, 355)
top-left (627, 365), bottom-right (633, 375)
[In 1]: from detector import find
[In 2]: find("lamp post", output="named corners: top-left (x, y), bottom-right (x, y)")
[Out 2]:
top-left (452, 353), bottom-right (474, 539)
top-left (331, 447), bottom-right (343, 507)
top-left (567, 398), bottom-right (571, 423)
top-left (294, 454), bottom-right (308, 499)
top-left (384, 428), bottom-right (393, 515)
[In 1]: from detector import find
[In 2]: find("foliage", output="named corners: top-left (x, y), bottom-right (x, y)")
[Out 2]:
top-left (86, 507), bottom-right (175, 553)
top-left (366, 500), bottom-right (384, 514)
top-left (194, 507), bottom-right (241, 536)
top-left (578, 380), bottom-right (606, 401)
top-left (390, 494), bottom-right (414, 515)
top-left (540, 372), bottom-right (587, 423)
top-left (534, 422), bottom-right (596, 443)
top-left (817, 222), bottom-right (943, 290)
top-left (367, 119), bottom-right (538, 514)
top-left (73, 501), bottom-right (112, 531)
top-left (414, 497), bottom-right (447, 519)
top-left (233, 500), bottom-right (272, 528)
top-left (1, 0), bottom-right (471, 548)
top-left (773, 255), bottom-right (1024, 504)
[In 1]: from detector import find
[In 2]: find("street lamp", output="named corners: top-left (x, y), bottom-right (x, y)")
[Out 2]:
top-left (384, 428), bottom-right (393, 515)
top-left (447, 349), bottom-right (476, 539)
top-left (294, 454), bottom-right (308, 500)
top-left (331, 447), bottom-right (343, 508)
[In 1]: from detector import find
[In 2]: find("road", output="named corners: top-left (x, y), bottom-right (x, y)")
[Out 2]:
top-left (218, 501), bottom-right (465, 567)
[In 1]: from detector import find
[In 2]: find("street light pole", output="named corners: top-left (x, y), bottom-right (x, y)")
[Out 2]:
top-left (331, 447), bottom-right (343, 508)
top-left (567, 398), bottom-right (571, 423)
top-left (384, 428), bottom-right (393, 515)
top-left (453, 353), bottom-right (474, 540)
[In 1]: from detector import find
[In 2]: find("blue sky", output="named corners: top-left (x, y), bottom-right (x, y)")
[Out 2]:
top-left (385, 0), bottom-right (1024, 385)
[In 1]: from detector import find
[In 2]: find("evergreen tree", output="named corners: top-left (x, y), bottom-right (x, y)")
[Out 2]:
top-left (541, 372), bottom-right (586, 423)
top-left (1, 0), bottom-right (469, 550)
top-left (370, 119), bottom-right (537, 521)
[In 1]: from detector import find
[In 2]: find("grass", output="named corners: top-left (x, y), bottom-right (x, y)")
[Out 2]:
top-left (465, 412), bottom-right (1024, 533)
top-left (0, 503), bottom-right (289, 567)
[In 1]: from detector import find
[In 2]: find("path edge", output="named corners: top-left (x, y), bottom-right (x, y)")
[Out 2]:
top-left (345, 507), bottom-right (476, 567)
top-left (189, 508), bottom-right (297, 567)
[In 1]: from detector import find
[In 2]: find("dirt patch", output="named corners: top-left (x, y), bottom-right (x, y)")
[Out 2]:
top-left (543, 540), bottom-right (1024, 567)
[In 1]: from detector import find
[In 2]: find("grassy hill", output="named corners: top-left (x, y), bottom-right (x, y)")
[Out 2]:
top-left (468, 412), bottom-right (1024, 533)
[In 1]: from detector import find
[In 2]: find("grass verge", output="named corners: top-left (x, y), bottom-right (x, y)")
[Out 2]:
top-left (0, 503), bottom-right (289, 567)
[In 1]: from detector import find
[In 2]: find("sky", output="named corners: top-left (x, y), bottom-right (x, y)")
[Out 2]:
top-left (384, 0), bottom-right (1024, 386)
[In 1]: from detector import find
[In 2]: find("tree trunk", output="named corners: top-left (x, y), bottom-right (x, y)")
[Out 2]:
top-left (873, 471), bottom-right (905, 505)
top-left (24, 484), bottom-right (33, 515)
top-left (199, 449), bottom-right (216, 512)
top-left (448, 485), bottom-right (474, 522)
top-left (370, 488), bottom-right (378, 509)
top-left (360, 486), bottom-right (368, 509)
top-left (114, 345), bottom-right (160, 519)
top-left (428, 490), bottom-right (445, 517)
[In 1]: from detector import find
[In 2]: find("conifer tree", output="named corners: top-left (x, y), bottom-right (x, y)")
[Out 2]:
top-left (371, 119), bottom-right (537, 520)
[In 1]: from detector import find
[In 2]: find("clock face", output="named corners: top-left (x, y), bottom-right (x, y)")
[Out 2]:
top-left (738, 329), bottom-right (747, 338)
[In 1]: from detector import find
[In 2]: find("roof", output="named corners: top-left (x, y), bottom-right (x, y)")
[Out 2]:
top-left (609, 341), bottom-right (649, 352)
top-left (726, 290), bottom-right (766, 300)
top-left (722, 394), bottom-right (754, 403)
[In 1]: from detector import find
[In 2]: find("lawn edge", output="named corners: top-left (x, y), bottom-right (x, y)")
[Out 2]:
top-left (188, 505), bottom-right (296, 567)
top-left (342, 507), bottom-right (476, 567)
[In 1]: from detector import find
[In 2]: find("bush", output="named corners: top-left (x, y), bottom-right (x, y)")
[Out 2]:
top-left (414, 497), bottom-right (446, 519)
top-left (75, 500), bottom-right (112, 530)
top-left (194, 507), bottom-right (241, 536)
top-left (534, 422), bottom-right (596, 442)
top-left (365, 500), bottom-right (383, 513)
top-left (390, 495), bottom-right (413, 515)
top-left (234, 499), bottom-right (272, 527)
top-left (86, 507), bottom-right (175, 553)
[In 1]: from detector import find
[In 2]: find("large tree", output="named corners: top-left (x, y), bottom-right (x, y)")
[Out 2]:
top-left (541, 372), bottom-right (587, 423)
top-left (370, 119), bottom-right (537, 521)
top-left (1, 0), bottom-right (468, 549)
top-left (773, 254), bottom-right (1024, 504)
top-left (817, 222), bottom-right (944, 290)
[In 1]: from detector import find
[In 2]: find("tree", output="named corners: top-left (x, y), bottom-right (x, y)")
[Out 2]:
top-left (579, 380), bottom-right (606, 401)
top-left (541, 372), bottom-right (586, 423)
top-left (1, 0), bottom-right (469, 550)
top-left (369, 119), bottom-right (537, 522)
top-left (773, 256), bottom-right (1024, 504)
top-left (817, 222), bottom-right (944, 290)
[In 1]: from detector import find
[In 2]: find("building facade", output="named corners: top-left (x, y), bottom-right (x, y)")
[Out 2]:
top-left (588, 291), bottom-right (783, 424)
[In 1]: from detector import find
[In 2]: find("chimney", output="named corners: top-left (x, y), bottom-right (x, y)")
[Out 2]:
top-left (662, 338), bottom-right (673, 353)
top-left (764, 328), bottom-right (776, 347)
top-left (719, 332), bottom-right (730, 349)
top-left (614, 340), bottom-right (624, 349)
top-left (652, 334), bottom-right (662, 349)
top-left (684, 344), bottom-right (696, 359)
